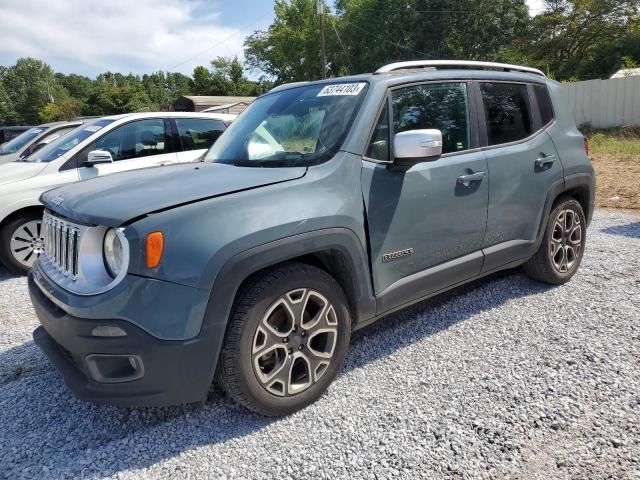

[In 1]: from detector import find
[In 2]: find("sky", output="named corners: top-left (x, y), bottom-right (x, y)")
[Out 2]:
top-left (0, 0), bottom-right (546, 78)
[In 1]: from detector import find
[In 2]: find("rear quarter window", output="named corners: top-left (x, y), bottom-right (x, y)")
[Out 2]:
top-left (534, 85), bottom-right (555, 126)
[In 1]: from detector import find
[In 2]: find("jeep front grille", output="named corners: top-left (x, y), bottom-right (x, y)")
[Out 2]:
top-left (43, 212), bottom-right (81, 278)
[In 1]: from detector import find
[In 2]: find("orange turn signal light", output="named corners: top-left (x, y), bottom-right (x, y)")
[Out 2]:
top-left (146, 231), bottom-right (164, 269)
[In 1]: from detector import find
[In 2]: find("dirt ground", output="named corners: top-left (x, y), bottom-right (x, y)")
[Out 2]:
top-left (584, 126), bottom-right (640, 211)
top-left (591, 153), bottom-right (640, 210)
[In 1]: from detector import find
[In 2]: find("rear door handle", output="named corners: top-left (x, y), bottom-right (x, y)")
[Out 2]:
top-left (535, 154), bottom-right (556, 168)
top-left (457, 171), bottom-right (486, 187)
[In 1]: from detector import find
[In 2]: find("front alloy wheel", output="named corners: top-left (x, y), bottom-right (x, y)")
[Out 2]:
top-left (218, 263), bottom-right (351, 416)
top-left (253, 288), bottom-right (338, 397)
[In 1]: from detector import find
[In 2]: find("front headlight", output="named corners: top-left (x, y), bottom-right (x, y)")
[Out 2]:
top-left (103, 228), bottom-right (125, 278)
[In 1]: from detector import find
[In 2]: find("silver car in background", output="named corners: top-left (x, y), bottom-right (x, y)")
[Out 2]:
top-left (0, 121), bottom-right (84, 163)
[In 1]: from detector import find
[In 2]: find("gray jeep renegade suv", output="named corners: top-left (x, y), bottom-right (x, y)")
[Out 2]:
top-left (29, 61), bottom-right (594, 416)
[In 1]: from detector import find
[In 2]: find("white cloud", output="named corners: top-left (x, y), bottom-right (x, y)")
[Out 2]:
top-left (0, 0), bottom-right (254, 77)
top-left (526, 0), bottom-right (546, 14)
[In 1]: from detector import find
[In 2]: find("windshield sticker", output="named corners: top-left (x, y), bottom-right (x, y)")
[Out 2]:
top-left (84, 125), bottom-right (103, 132)
top-left (317, 83), bottom-right (366, 97)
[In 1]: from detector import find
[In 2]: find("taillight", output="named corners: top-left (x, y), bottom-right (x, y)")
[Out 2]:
top-left (583, 136), bottom-right (589, 156)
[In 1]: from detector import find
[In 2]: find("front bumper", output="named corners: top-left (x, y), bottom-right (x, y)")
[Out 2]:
top-left (29, 271), bottom-right (221, 407)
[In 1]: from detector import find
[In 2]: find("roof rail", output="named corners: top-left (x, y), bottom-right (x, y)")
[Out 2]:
top-left (375, 60), bottom-right (546, 77)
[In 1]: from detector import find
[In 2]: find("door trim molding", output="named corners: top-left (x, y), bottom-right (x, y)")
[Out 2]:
top-left (376, 250), bottom-right (483, 315)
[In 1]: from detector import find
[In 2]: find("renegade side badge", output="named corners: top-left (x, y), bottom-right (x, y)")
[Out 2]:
top-left (382, 248), bottom-right (414, 263)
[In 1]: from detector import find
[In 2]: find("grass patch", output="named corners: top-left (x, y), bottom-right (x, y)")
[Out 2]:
top-left (582, 125), bottom-right (640, 158)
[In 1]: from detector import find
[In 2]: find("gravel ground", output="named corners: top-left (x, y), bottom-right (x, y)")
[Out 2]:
top-left (0, 209), bottom-right (639, 480)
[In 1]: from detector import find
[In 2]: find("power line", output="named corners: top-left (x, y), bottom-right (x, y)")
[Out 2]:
top-left (354, 7), bottom-right (547, 13)
top-left (339, 17), bottom-right (438, 60)
top-left (329, 15), bottom-right (354, 72)
top-left (165, 10), bottom-right (272, 71)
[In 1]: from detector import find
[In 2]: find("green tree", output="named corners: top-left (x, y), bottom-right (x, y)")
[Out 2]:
top-left (165, 72), bottom-right (194, 100)
top-left (142, 71), bottom-right (169, 109)
top-left (520, 0), bottom-right (640, 80)
top-left (0, 80), bottom-right (16, 125)
top-left (142, 71), bottom-right (194, 110)
top-left (210, 56), bottom-right (264, 95)
top-left (86, 74), bottom-right (150, 114)
top-left (55, 73), bottom-right (93, 101)
top-left (192, 65), bottom-right (213, 95)
top-left (2, 58), bottom-right (68, 124)
top-left (245, 0), bottom-right (343, 84)
top-left (82, 72), bottom-right (152, 114)
top-left (39, 99), bottom-right (81, 122)
top-left (444, 0), bottom-right (529, 60)
top-left (246, 0), bottom-right (530, 83)
top-left (335, 0), bottom-right (425, 73)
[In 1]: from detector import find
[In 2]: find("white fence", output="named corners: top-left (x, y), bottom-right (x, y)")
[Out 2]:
top-left (562, 75), bottom-right (640, 128)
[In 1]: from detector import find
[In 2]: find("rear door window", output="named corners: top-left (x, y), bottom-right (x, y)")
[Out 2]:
top-left (175, 118), bottom-right (226, 151)
top-left (480, 83), bottom-right (533, 146)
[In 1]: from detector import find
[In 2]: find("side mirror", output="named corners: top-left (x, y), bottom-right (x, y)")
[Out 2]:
top-left (86, 150), bottom-right (113, 166)
top-left (393, 129), bottom-right (443, 166)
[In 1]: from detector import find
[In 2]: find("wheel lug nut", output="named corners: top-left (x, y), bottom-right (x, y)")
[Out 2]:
top-left (301, 331), bottom-right (306, 337)
top-left (288, 348), bottom-right (293, 354)
top-left (283, 337), bottom-right (289, 343)
top-left (298, 345), bottom-right (304, 351)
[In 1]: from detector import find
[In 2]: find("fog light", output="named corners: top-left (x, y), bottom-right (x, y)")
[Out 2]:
top-left (85, 354), bottom-right (144, 383)
top-left (91, 325), bottom-right (127, 337)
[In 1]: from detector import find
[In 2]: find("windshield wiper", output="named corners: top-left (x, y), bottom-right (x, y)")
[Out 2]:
top-left (231, 159), bottom-right (303, 168)
top-left (230, 151), bottom-right (312, 168)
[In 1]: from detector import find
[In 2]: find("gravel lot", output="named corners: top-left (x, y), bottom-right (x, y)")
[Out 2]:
top-left (1, 209), bottom-right (639, 480)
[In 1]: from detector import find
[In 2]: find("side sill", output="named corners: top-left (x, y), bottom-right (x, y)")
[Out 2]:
top-left (354, 257), bottom-right (525, 332)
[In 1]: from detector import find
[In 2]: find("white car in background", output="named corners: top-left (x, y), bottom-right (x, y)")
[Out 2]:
top-left (0, 111), bottom-right (235, 274)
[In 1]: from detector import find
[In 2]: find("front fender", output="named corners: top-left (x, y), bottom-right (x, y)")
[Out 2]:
top-left (0, 197), bottom-right (43, 224)
top-left (193, 228), bottom-right (377, 396)
top-left (203, 228), bottom-right (376, 327)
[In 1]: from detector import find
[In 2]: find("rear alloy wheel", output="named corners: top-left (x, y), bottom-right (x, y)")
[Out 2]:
top-left (218, 263), bottom-right (351, 416)
top-left (0, 212), bottom-right (45, 275)
top-left (549, 208), bottom-right (583, 274)
top-left (523, 197), bottom-right (586, 285)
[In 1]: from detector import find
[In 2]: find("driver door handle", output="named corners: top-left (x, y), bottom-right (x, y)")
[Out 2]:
top-left (535, 154), bottom-right (556, 168)
top-left (457, 171), bottom-right (486, 187)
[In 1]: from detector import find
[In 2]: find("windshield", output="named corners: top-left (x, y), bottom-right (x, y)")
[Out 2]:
top-left (23, 118), bottom-right (115, 163)
top-left (204, 82), bottom-right (368, 167)
top-left (0, 127), bottom-right (48, 155)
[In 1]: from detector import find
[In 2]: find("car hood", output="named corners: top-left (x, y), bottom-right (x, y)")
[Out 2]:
top-left (0, 161), bottom-right (48, 186)
top-left (42, 162), bottom-right (307, 227)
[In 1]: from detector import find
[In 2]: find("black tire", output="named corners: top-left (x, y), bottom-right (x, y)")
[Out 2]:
top-left (523, 196), bottom-right (586, 285)
top-left (0, 210), bottom-right (44, 276)
top-left (217, 262), bottom-right (352, 416)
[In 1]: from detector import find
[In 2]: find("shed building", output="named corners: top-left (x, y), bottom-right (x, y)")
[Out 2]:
top-left (173, 96), bottom-right (256, 115)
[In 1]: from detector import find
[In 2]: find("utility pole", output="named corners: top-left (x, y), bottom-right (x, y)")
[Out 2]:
top-left (318, 1), bottom-right (326, 79)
